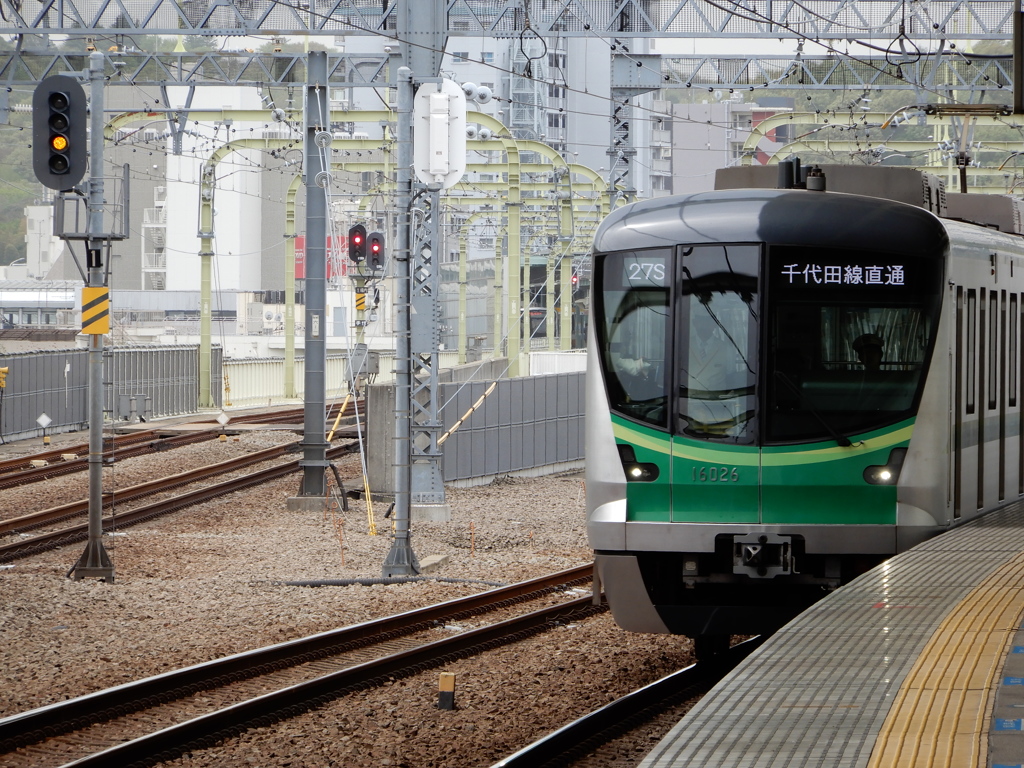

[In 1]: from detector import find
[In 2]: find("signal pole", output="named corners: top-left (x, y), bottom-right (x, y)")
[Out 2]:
top-left (71, 53), bottom-right (114, 582)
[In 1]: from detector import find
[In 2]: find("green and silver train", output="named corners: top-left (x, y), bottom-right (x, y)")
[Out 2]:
top-left (586, 164), bottom-right (1024, 654)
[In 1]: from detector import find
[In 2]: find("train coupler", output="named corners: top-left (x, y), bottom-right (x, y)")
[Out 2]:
top-left (732, 533), bottom-right (795, 578)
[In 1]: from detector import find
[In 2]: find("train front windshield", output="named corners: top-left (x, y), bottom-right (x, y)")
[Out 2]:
top-left (765, 247), bottom-right (940, 443)
top-left (596, 244), bottom-right (940, 444)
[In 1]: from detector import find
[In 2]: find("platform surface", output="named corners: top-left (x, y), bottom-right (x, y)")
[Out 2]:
top-left (640, 503), bottom-right (1024, 768)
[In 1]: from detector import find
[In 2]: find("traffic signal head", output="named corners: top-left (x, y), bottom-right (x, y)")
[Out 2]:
top-left (348, 224), bottom-right (367, 262)
top-left (368, 232), bottom-right (385, 270)
top-left (0, 366), bottom-right (7, 389)
top-left (32, 75), bottom-right (88, 191)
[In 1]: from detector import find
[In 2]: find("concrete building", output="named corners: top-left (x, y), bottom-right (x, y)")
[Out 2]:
top-left (654, 95), bottom-right (795, 195)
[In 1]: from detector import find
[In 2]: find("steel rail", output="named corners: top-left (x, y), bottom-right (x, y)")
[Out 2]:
top-left (0, 443), bottom-right (357, 563)
top-left (202, 407), bottom-right (305, 425)
top-left (67, 597), bottom-right (604, 768)
top-left (0, 431), bottom-right (160, 475)
top-left (0, 402), bottom-right (360, 478)
top-left (200, 400), bottom-right (362, 427)
top-left (0, 565), bottom-right (595, 758)
top-left (490, 636), bottom-right (766, 768)
top-left (0, 430), bottom-right (219, 490)
top-left (0, 441), bottom-right (300, 537)
top-left (0, 401), bottom-right (362, 489)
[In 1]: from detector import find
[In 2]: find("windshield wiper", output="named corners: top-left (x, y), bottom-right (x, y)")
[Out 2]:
top-left (774, 370), bottom-right (853, 447)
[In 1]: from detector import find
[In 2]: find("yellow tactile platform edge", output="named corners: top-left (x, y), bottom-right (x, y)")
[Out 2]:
top-left (867, 554), bottom-right (1024, 768)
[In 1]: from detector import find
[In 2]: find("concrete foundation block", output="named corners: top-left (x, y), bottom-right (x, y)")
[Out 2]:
top-left (286, 496), bottom-right (328, 513)
top-left (412, 504), bottom-right (451, 522)
top-left (419, 554), bottom-right (450, 573)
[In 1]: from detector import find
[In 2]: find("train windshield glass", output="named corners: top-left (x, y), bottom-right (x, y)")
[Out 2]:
top-left (677, 245), bottom-right (760, 444)
top-left (596, 249), bottom-right (672, 428)
top-left (766, 247), bottom-right (940, 443)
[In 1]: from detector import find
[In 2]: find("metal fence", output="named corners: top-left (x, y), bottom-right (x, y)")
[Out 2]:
top-left (1, 345), bottom-right (585, 486)
top-left (0, 345), bottom-right (220, 442)
top-left (441, 372), bottom-right (585, 482)
top-left (367, 370), bottom-right (585, 489)
top-left (109, 345), bottom-right (220, 420)
top-left (221, 351), bottom-right (464, 406)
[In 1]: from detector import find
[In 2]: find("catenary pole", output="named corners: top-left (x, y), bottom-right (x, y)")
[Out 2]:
top-left (299, 50), bottom-right (330, 497)
top-left (383, 65), bottom-right (416, 576)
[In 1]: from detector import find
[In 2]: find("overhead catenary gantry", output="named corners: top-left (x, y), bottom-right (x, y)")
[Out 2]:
top-left (0, 0), bottom-right (1015, 38)
top-left (0, 50), bottom-right (1015, 94)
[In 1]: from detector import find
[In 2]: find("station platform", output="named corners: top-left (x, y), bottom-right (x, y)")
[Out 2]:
top-left (640, 502), bottom-right (1024, 768)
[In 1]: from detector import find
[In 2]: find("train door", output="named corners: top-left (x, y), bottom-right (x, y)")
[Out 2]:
top-left (1017, 291), bottom-right (1024, 501)
top-left (670, 244), bottom-right (760, 523)
top-left (952, 286), bottom-right (962, 520)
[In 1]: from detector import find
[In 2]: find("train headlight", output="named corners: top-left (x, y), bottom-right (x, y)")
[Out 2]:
top-left (616, 443), bottom-right (660, 482)
top-left (863, 447), bottom-right (908, 486)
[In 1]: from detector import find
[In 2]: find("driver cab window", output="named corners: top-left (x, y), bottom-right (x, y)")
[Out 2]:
top-left (598, 249), bottom-right (671, 428)
top-left (677, 244), bottom-right (760, 444)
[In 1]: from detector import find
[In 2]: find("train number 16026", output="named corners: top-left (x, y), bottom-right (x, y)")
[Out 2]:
top-left (691, 465), bottom-right (739, 483)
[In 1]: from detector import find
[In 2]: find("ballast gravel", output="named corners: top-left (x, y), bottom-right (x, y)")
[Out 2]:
top-left (0, 429), bottom-right (696, 768)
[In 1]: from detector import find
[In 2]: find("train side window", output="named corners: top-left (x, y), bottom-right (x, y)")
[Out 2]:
top-left (989, 290), bottom-right (998, 411)
top-left (1011, 293), bottom-right (1018, 408)
top-left (966, 289), bottom-right (976, 415)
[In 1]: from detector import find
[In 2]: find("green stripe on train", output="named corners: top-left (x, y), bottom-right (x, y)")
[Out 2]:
top-left (610, 415), bottom-right (913, 525)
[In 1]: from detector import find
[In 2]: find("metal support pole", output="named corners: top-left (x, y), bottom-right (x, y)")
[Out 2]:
top-left (1015, 11), bottom-right (1024, 115)
top-left (199, 244), bottom-right (212, 407)
top-left (299, 50), bottom-right (329, 497)
top-left (72, 52), bottom-right (114, 582)
top-left (408, 188), bottom-right (447, 508)
top-left (559, 169), bottom-right (574, 351)
top-left (458, 232), bottom-right (468, 364)
top-left (383, 65), bottom-right (418, 577)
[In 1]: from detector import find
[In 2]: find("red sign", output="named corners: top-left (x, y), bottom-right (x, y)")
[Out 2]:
top-left (294, 236), bottom-right (347, 279)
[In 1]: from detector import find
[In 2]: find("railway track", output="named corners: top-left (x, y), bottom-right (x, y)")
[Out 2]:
top-left (0, 430), bottom-right (230, 490)
top-left (0, 402), bottom-right (362, 489)
top-left (0, 441), bottom-right (304, 537)
top-left (0, 431), bottom-right (156, 475)
top-left (0, 442), bottom-right (358, 563)
top-left (492, 636), bottom-right (765, 768)
top-left (0, 565), bottom-right (599, 768)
